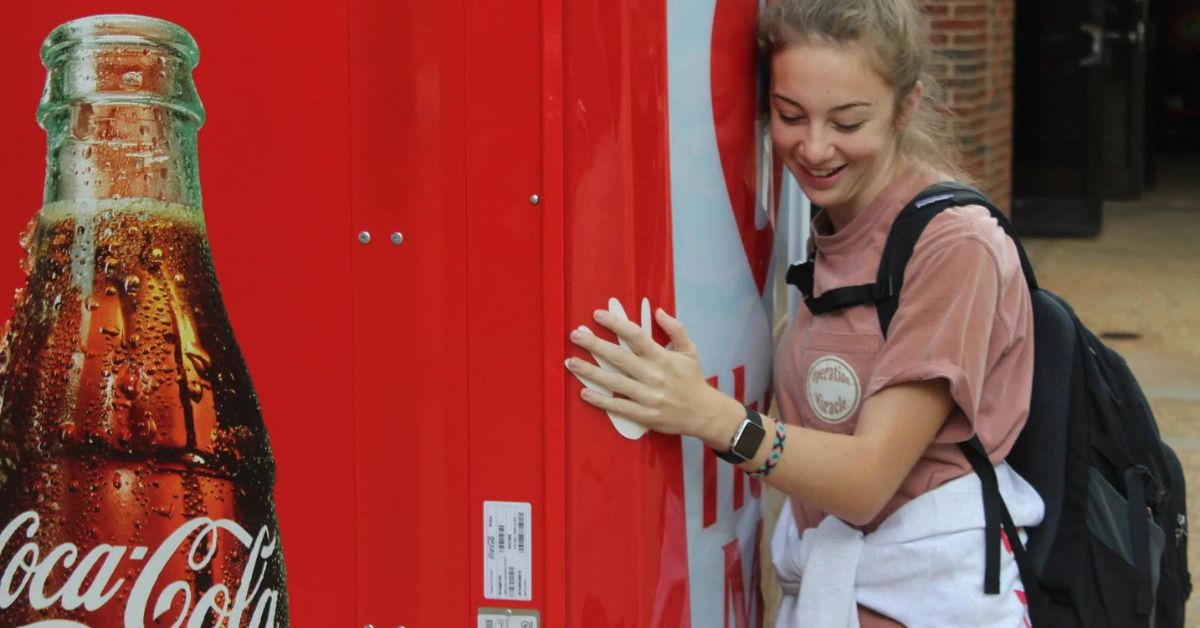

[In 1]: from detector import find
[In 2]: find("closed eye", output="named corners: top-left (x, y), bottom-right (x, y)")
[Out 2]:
top-left (834, 121), bottom-right (864, 132)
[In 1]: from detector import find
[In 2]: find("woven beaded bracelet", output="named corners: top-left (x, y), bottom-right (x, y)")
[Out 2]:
top-left (748, 420), bottom-right (787, 479)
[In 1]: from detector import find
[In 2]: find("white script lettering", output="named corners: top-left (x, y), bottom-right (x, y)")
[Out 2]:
top-left (0, 511), bottom-right (279, 627)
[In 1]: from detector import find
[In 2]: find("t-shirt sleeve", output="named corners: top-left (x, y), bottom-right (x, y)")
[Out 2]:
top-left (864, 212), bottom-right (1013, 440)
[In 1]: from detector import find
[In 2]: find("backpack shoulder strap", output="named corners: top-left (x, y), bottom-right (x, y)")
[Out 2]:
top-left (878, 183), bottom-right (1049, 624)
top-left (874, 182), bottom-right (1041, 337)
top-left (960, 435), bottom-right (1049, 624)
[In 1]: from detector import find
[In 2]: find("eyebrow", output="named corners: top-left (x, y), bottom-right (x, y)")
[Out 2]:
top-left (771, 94), bottom-right (873, 112)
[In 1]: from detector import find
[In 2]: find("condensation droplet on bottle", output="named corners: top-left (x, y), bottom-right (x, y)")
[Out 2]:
top-left (173, 273), bottom-right (185, 284)
top-left (151, 248), bottom-right (163, 260)
top-left (120, 71), bottom-right (143, 89)
top-left (59, 423), bottom-right (77, 445)
top-left (124, 276), bottom-right (140, 294)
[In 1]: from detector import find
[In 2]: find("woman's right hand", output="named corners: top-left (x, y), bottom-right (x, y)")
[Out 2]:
top-left (566, 307), bottom-right (744, 445)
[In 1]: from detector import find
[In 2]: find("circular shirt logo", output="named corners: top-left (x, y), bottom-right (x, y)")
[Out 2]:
top-left (806, 355), bottom-right (861, 424)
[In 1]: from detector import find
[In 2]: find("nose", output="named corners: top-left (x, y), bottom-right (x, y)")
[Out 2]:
top-left (796, 127), bottom-right (834, 165)
top-left (771, 119), bottom-right (837, 167)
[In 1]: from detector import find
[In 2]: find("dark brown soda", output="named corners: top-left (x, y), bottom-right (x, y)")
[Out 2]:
top-left (0, 200), bottom-right (288, 626)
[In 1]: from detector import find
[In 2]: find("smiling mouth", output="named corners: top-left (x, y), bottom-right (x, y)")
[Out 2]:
top-left (803, 165), bottom-right (846, 179)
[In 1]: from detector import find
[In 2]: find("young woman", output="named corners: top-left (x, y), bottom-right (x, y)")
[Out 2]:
top-left (566, 0), bottom-right (1042, 625)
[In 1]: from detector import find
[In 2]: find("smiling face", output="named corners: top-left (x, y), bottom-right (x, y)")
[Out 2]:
top-left (770, 41), bottom-right (918, 226)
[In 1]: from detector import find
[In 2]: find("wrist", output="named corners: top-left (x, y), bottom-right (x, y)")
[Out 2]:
top-left (699, 390), bottom-right (751, 451)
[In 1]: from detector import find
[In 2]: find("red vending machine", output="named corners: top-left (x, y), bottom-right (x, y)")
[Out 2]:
top-left (0, 0), bottom-right (808, 625)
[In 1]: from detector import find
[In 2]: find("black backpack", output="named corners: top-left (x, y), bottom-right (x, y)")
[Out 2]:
top-left (786, 182), bottom-right (1192, 627)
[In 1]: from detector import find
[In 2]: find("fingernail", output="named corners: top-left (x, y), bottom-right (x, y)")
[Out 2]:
top-left (593, 310), bottom-right (609, 322)
top-left (576, 325), bottom-right (592, 335)
top-left (581, 389), bottom-right (596, 401)
top-left (564, 358), bottom-right (576, 370)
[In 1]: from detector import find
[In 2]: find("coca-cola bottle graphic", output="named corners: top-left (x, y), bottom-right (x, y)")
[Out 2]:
top-left (0, 15), bottom-right (288, 626)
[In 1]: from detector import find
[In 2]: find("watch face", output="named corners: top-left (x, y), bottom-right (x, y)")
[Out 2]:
top-left (732, 419), bottom-right (767, 460)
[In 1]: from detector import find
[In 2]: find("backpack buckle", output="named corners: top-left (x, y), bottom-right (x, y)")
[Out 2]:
top-left (1132, 464), bottom-right (1166, 516)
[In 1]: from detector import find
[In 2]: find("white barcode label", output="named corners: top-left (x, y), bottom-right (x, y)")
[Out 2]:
top-left (478, 608), bottom-right (540, 628)
top-left (484, 501), bottom-right (532, 601)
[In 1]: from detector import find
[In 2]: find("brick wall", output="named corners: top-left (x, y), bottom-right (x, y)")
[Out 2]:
top-left (921, 0), bottom-right (1015, 214)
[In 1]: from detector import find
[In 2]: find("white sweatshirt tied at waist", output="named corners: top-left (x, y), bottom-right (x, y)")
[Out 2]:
top-left (771, 462), bottom-right (1044, 628)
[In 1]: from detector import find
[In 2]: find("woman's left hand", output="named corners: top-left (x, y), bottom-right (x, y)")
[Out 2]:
top-left (566, 307), bottom-right (730, 438)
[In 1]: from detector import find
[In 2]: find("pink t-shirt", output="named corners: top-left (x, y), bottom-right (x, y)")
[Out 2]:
top-left (773, 166), bottom-right (1035, 624)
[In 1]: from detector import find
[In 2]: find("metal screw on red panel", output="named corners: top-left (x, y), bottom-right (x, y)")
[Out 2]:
top-left (358, 231), bottom-right (371, 244)
top-left (530, 194), bottom-right (540, 205)
top-left (390, 232), bottom-right (404, 245)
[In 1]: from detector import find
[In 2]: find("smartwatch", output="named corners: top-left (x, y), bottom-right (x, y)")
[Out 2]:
top-left (714, 406), bottom-right (766, 465)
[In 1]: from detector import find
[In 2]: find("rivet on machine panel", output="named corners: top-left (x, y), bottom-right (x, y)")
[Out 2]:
top-left (358, 231), bottom-right (371, 245)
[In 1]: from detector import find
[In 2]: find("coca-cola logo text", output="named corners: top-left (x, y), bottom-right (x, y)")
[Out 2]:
top-left (1, 511), bottom-right (279, 627)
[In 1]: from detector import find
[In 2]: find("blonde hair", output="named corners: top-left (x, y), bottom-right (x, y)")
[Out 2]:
top-left (759, 0), bottom-right (968, 181)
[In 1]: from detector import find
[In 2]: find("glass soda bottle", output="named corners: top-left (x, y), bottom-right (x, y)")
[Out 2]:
top-left (0, 15), bottom-right (288, 626)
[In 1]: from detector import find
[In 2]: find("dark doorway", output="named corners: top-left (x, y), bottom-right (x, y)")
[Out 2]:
top-left (1011, 0), bottom-right (1107, 236)
top-left (1155, 0), bottom-right (1200, 156)
top-left (1013, 0), bottom-right (1200, 236)
top-left (1100, 0), bottom-right (1150, 199)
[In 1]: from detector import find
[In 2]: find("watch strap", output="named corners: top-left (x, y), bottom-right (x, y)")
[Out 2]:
top-left (714, 406), bottom-right (764, 464)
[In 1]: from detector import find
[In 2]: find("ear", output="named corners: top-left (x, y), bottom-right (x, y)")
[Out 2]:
top-left (895, 80), bottom-right (924, 131)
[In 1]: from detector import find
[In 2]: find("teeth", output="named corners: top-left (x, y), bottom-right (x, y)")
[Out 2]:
top-left (808, 166), bottom-right (840, 177)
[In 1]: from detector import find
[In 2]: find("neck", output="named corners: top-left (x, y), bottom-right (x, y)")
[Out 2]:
top-left (43, 104), bottom-right (203, 207)
top-left (823, 150), bottom-right (907, 233)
